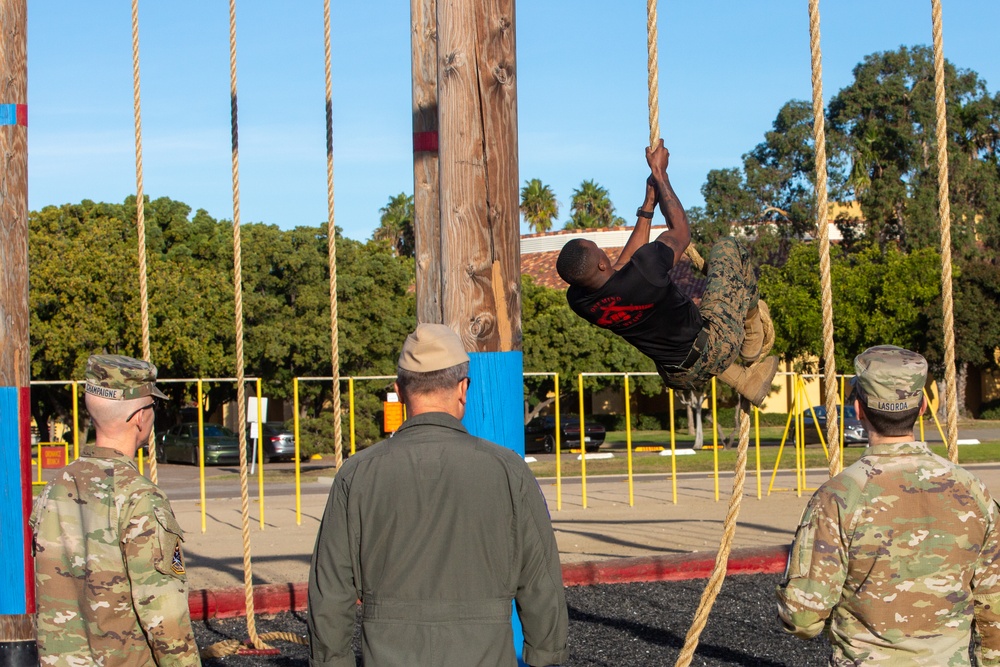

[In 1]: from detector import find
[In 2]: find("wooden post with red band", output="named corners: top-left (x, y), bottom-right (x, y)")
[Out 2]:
top-left (410, 0), bottom-right (525, 661)
top-left (0, 0), bottom-right (38, 664)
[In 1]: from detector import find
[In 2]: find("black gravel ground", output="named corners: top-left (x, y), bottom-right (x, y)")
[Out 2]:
top-left (196, 573), bottom-right (831, 666)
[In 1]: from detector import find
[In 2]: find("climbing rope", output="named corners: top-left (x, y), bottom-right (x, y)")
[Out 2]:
top-left (223, 0), bottom-right (266, 651)
top-left (323, 0), bottom-right (344, 468)
top-left (674, 403), bottom-right (750, 667)
top-left (930, 0), bottom-right (959, 463)
top-left (129, 0), bottom-right (158, 484)
top-left (806, 0), bottom-right (841, 477)
top-left (200, 631), bottom-right (308, 660)
top-left (645, 0), bottom-right (704, 273)
top-left (644, 3), bottom-right (764, 663)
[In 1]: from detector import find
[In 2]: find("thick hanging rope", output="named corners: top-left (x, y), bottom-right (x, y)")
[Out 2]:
top-left (223, 0), bottom-right (265, 652)
top-left (930, 0), bottom-right (959, 463)
top-left (645, 0), bottom-right (704, 273)
top-left (323, 0), bottom-right (344, 468)
top-left (200, 632), bottom-right (307, 660)
top-left (806, 0), bottom-right (841, 477)
top-left (645, 3), bottom-right (762, 662)
top-left (130, 0), bottom-right (157, 484)
top-left (674, 404), bottom-right (750, 667)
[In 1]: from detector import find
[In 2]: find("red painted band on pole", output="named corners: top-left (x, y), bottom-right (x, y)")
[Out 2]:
top-left (413, 131), bottom-right (438, 153)
top-left (0, 104), bottom-right (27, 126)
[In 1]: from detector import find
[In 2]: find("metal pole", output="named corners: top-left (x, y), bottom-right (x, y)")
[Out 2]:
top-left (293, 377), bottom-right (301, 525)
top-left (625, 374), bottom-right (634, 507)
top-left (554, 374), bottom-right (561, 511)
top-left (198, 380), bottom-right (206, 533)
top-left (578, 374), bottom-right (587, 509)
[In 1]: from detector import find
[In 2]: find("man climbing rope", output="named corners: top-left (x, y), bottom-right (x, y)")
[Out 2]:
top-left (556, 140), bottom-right (778, 406)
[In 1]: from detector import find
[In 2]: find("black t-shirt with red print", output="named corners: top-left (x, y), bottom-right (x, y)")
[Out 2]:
top-left (566, 242), bottom-right (703, 369)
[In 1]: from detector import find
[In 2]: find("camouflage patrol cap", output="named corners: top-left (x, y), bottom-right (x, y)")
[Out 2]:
top-left (851, 345), bottom-right (927, 412)
top-left (85, 354), bottom-right (168, 401)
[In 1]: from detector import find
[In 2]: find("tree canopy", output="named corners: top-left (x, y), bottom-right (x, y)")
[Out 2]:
top-left (520, 178), bottom-right (559, 233)
top-left (566, 180), bottom-right (625, 230)
top-left (28, 197), bottom-right (415, 445)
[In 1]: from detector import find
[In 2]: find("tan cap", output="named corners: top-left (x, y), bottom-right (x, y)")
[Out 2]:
top-left (85, 354), bottom-right (169, 401)
top-left (398, 324), bottom-right (470, 372)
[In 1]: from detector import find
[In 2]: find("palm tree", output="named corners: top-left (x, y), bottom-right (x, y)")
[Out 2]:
top-left (374, 193), bottom-right (415, 257)
top-left (567, 180), bottom-right (624, 229)
top-left (519, 178), bottom-right (558, 233)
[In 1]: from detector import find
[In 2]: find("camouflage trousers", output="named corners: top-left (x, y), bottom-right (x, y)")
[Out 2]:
top-left (659, 237), bottom-right (758, 391)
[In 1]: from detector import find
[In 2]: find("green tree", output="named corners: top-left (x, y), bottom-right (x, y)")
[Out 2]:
top-left (759, 243), bottom-right (942, 373)
top-left (699, 100), bottom-right (851, 265)
top-left (519, 178), bottom-right (559, 233)
top-left (28, 197), bottom-right (416, 450)
top-left (565, 180), bottom-right (624, 230)
top-left (828, 45), bottom-right (1000, 255)
top-left (374, 193), bottom-right (415, 258)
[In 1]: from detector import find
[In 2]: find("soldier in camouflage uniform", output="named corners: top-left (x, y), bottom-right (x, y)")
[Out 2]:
top-left (776, 345), bottom-right (1000, 666)
top-left (558, 140), bottom-right (778, 406)
top-left (30, 354), bottom-right (201, 666)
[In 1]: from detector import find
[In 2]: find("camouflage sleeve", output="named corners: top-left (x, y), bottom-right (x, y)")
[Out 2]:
top-left (121, 494), bottom-right (202, 666)
top-left (974, 499), bottom-right (1000, 665)
top-left (775, 486), bottom-right (849, 639)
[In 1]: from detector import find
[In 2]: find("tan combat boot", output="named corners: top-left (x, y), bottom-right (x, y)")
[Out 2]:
top-left (741, 300), bottom-right (770, 363)
top-left (717, 356), bottom-right (779, 407)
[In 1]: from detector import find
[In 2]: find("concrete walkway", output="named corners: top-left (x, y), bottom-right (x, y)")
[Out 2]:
top-left (176, 463), bottom-right (921, 592)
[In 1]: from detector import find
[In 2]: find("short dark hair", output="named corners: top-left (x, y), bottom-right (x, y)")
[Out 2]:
top-left (556, 239), bottom-right (595, 286)
top-left (854, 388), bottom-right (921, 437)
top-left (396, 361), bottom-right (469, 397)
top-left (862, 405), bottom-right (921, 437)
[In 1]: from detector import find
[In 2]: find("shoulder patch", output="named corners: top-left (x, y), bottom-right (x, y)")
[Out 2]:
top-left (171, 545), bottom-right (185, 575)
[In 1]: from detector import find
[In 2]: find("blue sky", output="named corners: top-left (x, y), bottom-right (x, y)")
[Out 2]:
top-left (27, 1), bottom-right (1000, 241)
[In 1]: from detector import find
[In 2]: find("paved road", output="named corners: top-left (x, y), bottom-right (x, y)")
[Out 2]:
top-left (32, 425), bottom-right (1000, 592)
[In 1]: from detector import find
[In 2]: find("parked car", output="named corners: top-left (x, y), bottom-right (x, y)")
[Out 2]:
top-left (803, 405), bottom-right (868, 445)
top-left (157, 423), bottom-right (241, 465)
top-left (258, 422), bottom-right (297, 462)
top-left (524, 416), bottom-right (606, 454)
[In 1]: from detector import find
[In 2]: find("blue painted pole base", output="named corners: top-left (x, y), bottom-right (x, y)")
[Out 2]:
top-left (0, 387), bottom-right (28, 616)
top-left (462, 351), bottom-right (527, 666)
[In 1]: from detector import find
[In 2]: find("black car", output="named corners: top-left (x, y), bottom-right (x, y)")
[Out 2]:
top-left (524, 416), bottom-right (606, 454)
top-left (803, 405), bottom-right (868, 445)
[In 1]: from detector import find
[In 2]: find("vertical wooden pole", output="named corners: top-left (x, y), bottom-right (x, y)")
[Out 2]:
top-left (0, 0), bottom-right (38, 663)
top-left (433, 0), bottom-right (524, 661)
top-left (436, 0), bottom-right (520, 353)
top-left (411, 0), bottom-right (443, 324)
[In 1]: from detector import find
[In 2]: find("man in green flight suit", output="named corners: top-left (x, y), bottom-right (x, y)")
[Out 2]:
top-left (308, 323), bottom-right (568, 666)
top-left (31, 354), bottom-right (201, 666)
top-left (776, 345), bottom-right (1000, 665)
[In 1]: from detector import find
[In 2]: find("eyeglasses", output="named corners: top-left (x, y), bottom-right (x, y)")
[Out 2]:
top-left (462, 377), bottom-right (472, 388)
top-left (126, 400), bottom-right (158, 423)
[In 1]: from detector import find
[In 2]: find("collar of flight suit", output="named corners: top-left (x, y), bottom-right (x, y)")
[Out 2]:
top-left (392, 411), bottom-right (469, 438)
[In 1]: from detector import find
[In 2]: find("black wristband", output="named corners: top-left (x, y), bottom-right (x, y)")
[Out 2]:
top-left (636, 208), bottom-right (654, 219)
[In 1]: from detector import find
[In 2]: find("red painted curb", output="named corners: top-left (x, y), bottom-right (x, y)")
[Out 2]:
top-left (560, 545), bottom-right (790, 587)
top-left (187, 545), bottom-right (790, 620)
top-left (188, 582), bottom-right (309, 621)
